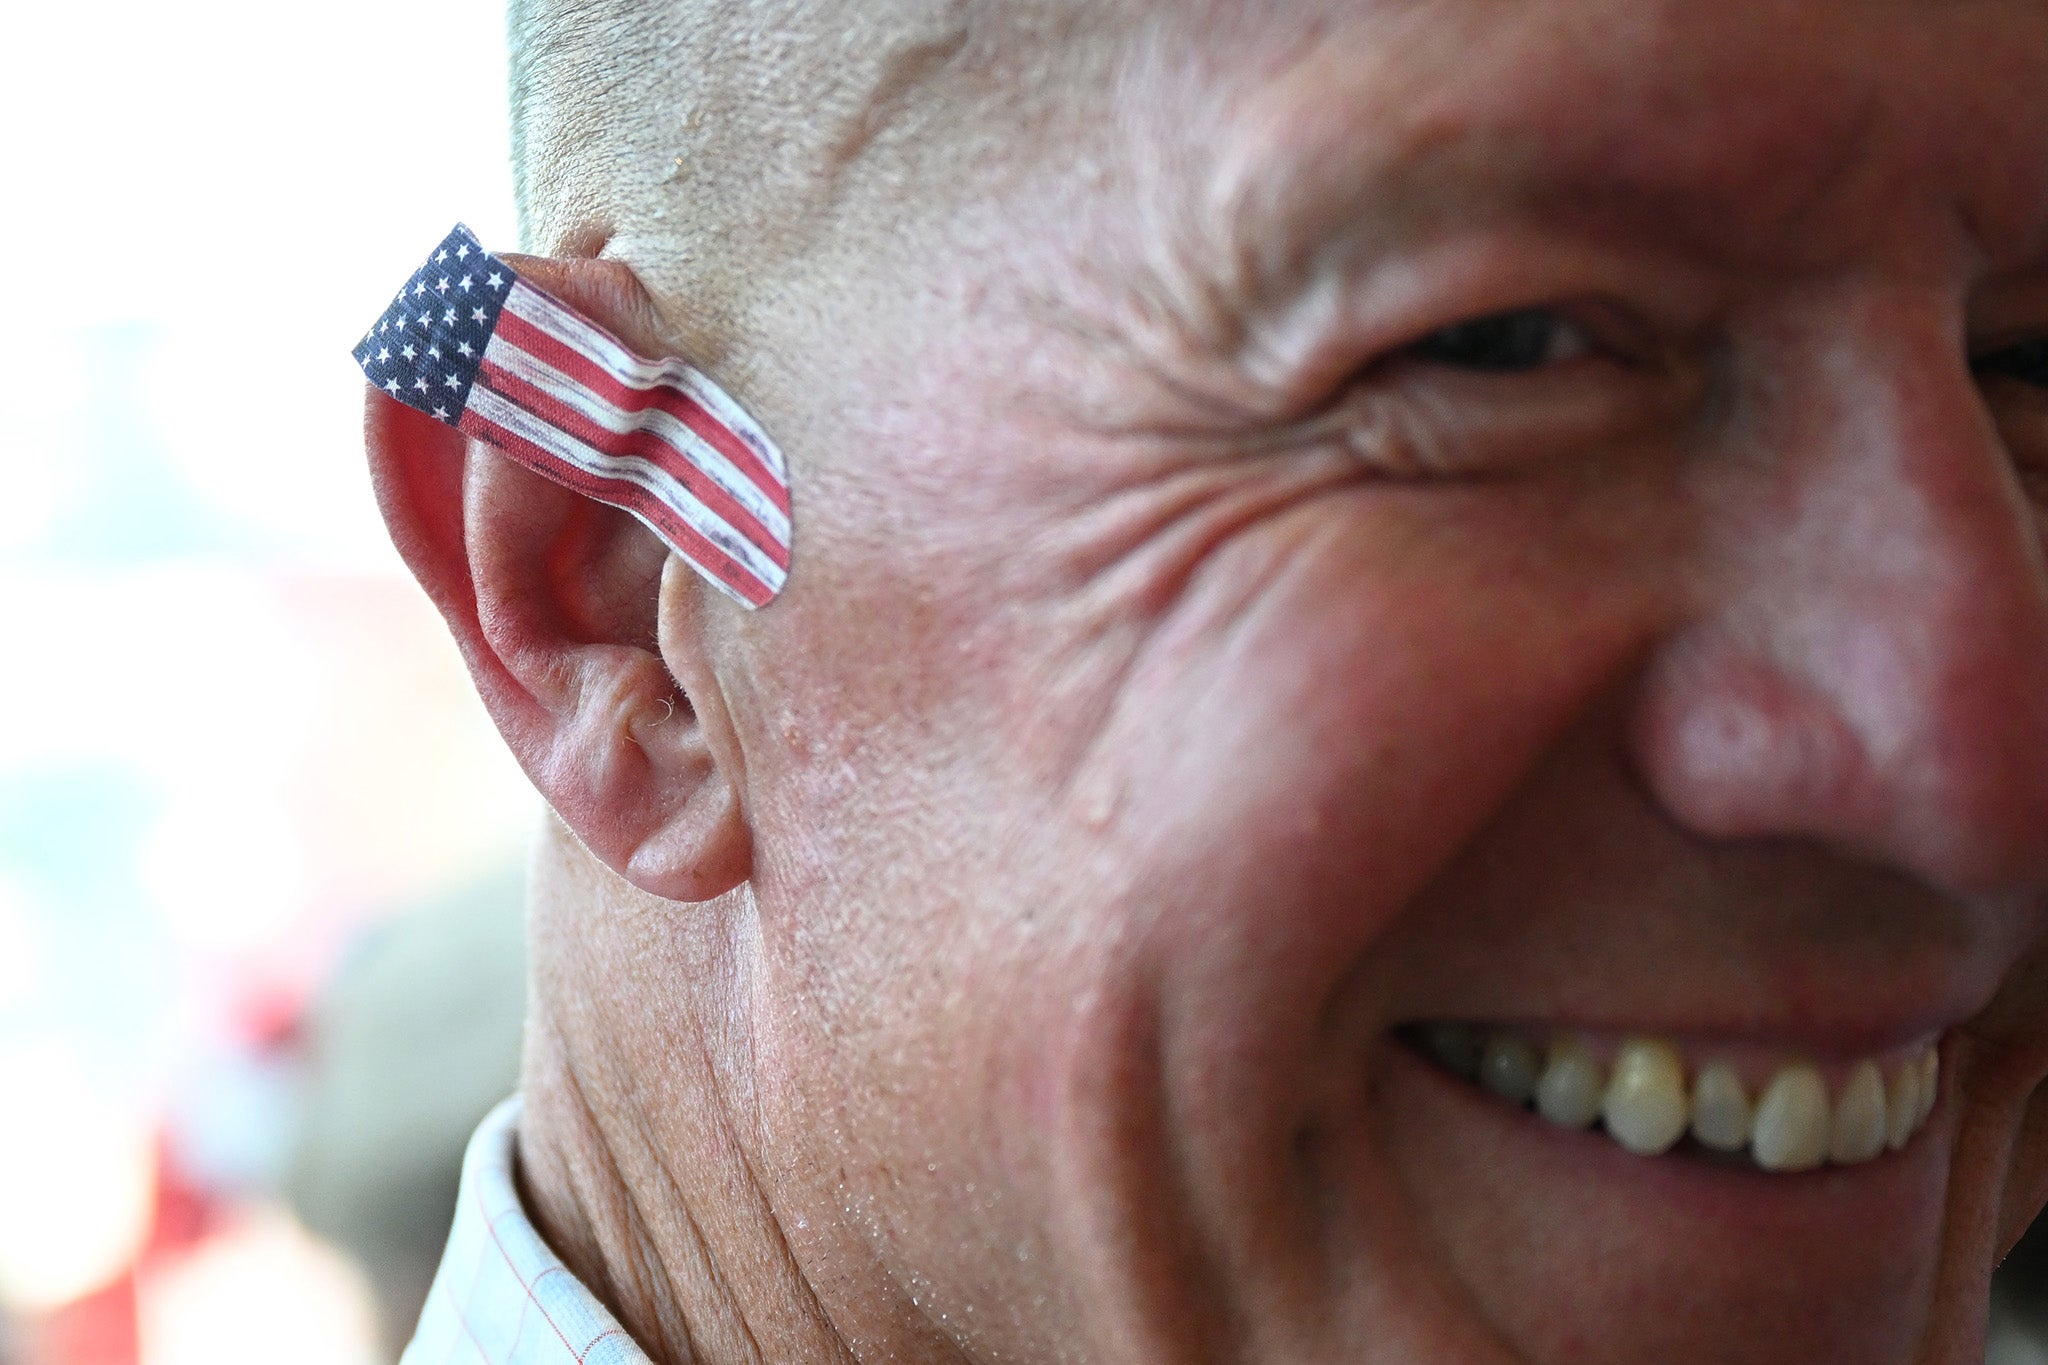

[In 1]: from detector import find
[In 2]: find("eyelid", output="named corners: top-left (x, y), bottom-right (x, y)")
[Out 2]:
top-left (1970, 336), bottom-right (2048, 373)
top-left (1239, 241), bottom-right (1716, 425)
top-left (1389, 298), bottom-right (1665, 375)
top-left (1398, 309), bottom-right (1596, 370)
top-left (1310, 335), bottom-right (1698, 483)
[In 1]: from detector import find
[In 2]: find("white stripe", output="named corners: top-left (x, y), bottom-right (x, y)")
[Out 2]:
top-left (467, 384), bottom-right (786, 596)
top-left (482, 332), bottom-right (791, 547)
top-left (504, 282), bottom-right (790, 485)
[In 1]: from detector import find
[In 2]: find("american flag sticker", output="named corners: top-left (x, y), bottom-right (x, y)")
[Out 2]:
top-left (354, 224), bottom-right (792, 608)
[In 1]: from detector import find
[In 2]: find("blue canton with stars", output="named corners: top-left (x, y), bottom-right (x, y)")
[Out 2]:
top-left (353, 224), bottom-right (517, 424)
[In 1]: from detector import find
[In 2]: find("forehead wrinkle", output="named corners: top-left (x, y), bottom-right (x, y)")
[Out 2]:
top-left (1178, 0), bottom-right (2048, 318)
top-left (1203, 68), bottom-right (1866, 298)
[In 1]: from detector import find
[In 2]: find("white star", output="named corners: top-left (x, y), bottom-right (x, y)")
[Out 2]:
top-left (378, 320), bottom-right (390, 334)
top-left (384, 378), bottom-right (402, 394)
top-left (427, 345), bottom-right (441, 360)
top-left (457, 340), bottom-right (474, 357)
top-left (471, 307), bottom-right (488, 322)
top-left (401, 344), bottom-right (417, 360)
top-left (414, 377), bottom-right (430, 392)
top-left (436, 249), bottom-right (448, 263)
top-left (486, 271), bottom-right (504, 289)
top-left (437, 277), bottom-right (450, 293)
top-left (377, 347), bottom-right (391, 363)
top-left (433, 405), bottom-right (451, 419)
top-left (456, 243), bottom-right (471, 259)
top-left (414, 281), bottom-right (428, 296)
top-left (443, 308), bottom-right (457, 324)
top-left (444, 373), bottom-right (461, 388)
top-left (459, 275), bottom-right (473, 292)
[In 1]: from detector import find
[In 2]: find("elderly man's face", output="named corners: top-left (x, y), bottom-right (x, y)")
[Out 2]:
top-left (691, 0), bottom-right (2048, 1358)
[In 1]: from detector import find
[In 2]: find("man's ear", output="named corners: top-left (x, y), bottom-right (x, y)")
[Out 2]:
top-left (364, 256), bottom-right (752, 903)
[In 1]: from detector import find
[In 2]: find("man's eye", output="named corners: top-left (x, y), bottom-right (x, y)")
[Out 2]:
top-left (1974, 338), bottom-right (2048, 386)
top-left (1403, 309), bottom-right (1593, 373)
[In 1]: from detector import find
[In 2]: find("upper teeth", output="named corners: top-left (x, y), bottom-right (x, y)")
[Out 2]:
top-left (1415, 1024), bottom-right (1940, 1171)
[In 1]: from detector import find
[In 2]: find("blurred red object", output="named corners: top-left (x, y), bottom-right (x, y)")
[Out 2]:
top-left (24, 1278), bottom-right (135, 1365)
top-left (21, 1127), bottom-right (223, 1365)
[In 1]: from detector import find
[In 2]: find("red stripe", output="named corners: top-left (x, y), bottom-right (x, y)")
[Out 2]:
top-left (479, 360), bottom-right (789, 570)
top-left (493, 307), bottom-right (791, 516)
top-left (471, 1178), bottom-right (584, 1363)
top-left (458, 407), bottom-right (774, 607)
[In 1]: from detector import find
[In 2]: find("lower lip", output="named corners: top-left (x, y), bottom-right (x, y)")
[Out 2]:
top-left (1377, 1032), bottom-right (1951, 1245)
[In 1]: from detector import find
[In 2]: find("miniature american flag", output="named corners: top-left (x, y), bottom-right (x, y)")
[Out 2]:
top-left (354, 225), bottom-right (791, 607)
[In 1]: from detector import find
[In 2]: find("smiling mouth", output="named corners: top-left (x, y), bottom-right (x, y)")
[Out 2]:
top-left (1398, 1023), bottom-right (1941, 1172)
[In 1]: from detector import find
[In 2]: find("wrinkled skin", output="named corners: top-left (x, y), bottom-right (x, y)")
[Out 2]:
top-left (380, 0), bottom-right (2048, 1360)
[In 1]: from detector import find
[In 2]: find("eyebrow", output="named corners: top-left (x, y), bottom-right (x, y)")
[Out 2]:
top-left (1203, 104), bottom-right (1886, 308)
top-left (1197, 36), bottom-right (2048, 309)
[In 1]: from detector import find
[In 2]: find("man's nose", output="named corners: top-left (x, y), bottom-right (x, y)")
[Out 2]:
top-left (1630, 303), bottom-right (2048, 897)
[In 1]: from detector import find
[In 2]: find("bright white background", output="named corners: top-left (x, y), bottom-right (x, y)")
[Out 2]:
top-left (0, 1), bottom-right (530, 1359)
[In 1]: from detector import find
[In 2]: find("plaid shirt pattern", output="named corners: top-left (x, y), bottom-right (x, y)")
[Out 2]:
top-left (401, 1098), bottom-right (651, 1365)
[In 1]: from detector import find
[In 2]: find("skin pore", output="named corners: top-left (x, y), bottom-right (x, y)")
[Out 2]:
top-left (369, 0), bottom-right (2048, 1360)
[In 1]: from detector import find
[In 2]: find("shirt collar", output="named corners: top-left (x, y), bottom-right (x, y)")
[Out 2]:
top-left (401, 1097), bottom-right (652, 1365)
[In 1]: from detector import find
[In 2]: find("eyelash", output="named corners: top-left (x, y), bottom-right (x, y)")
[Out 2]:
top-left (1402, 309), bottom-right (1594, 374)
top-left (1973, 338), bottom-right (2048, 387)
top-left (1410, 313), bottom-right (2048, 397)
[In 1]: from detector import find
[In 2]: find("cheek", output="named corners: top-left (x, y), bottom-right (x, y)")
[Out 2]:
top-left (1071, 490), bottom-right (1666, 1067)
top-left (903, 485), bottom-right (1677, 1328)
top-left (736, 463), bottom-right (1674, 1348)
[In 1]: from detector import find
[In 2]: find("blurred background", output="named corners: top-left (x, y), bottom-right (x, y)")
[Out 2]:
top-left (0, 1), bottom-right (532, 1360)
top-left (5, 2), bottom-right (2048, 1363)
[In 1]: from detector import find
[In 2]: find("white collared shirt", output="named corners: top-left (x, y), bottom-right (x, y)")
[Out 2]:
top-left (401, 1098), bottom-right (651, 1365)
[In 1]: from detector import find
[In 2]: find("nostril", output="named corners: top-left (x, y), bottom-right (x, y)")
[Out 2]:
top-left (1630, 620), bottom-right (2048, 897)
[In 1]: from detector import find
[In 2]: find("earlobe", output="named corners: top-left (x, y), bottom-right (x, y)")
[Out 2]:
top-left (532, 602), bottom-right (754, 904)
top-left (625, 560), bottom-right (756, 902)
top-left (362, 257), bottom-right (754, 905)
